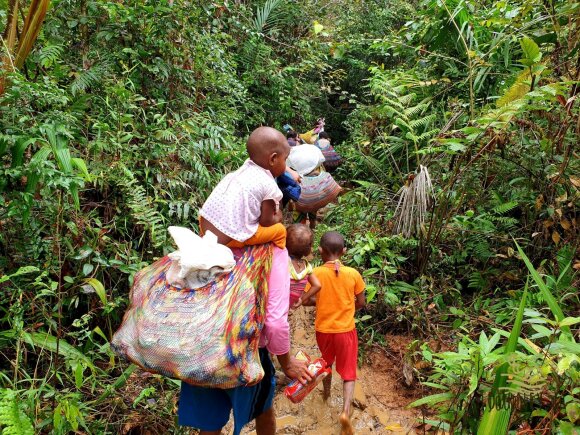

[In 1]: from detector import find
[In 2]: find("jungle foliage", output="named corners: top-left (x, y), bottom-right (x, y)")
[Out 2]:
top-left (0, 0), bottom-right (578, 433)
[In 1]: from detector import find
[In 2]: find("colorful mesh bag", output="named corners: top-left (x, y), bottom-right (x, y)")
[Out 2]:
top-left (111, 244), bottom-right (272, 388)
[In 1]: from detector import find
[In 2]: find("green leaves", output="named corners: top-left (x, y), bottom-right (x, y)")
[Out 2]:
top-left (409, 392), bottom-right (455, 408)
top-left (23, 332), bottom-right (99, 373)
top-left (313, 21), bottom-right (324, 35)
top-left (515, 241), bottom-right (573, 340)
top-left (477, 280), bottom-right (528, 434)
top-left (23, 125), bottom-right (90, 211)
top-left (519, 36), bottom-right (542, 67)
top-left (84, 278), bottom-right (107, 306)
top-left (0, 389), bottom-right (34, 435)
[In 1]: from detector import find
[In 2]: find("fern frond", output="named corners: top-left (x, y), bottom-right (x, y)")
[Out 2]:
top-left (394, 117), bottom-right (411, 131)
top-left (378, 97), bottom-right (405, 111)
top-left (404, 102), bottom-right (429, 118)
top-left (154, 129), bottom-right (177, 142)
top-left (468, 271), bottom-right (487, 291)
top-left (417, 129), bottom-right (439, 142)
top-left (0, 389), bottom-right (34, 435)
top-left (71, 63), bottom-right (108, 95)
top-left (239, 37), bottom-right (271, 71)
top-left (492, 201), bottom-right (518, 215)
top-left (490, 216), bottom-right (518, 231)
top-left (472, 239), bottom-right (493, 260)
top-left (38, 44), bottom-right (63, 68)
top-left (496, 69), bottom-right (532, 108)
top-left (398, 93), bottom-right (416, 106)
top-left (118, 166), bottom-right (166, 248)
top-left (409, 113), bottom-right (437, 130)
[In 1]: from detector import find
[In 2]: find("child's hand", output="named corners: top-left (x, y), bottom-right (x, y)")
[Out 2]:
top-left (260, 199), bottom-right (283, 226)
top-left (292, 298), bottom-right (304, 309)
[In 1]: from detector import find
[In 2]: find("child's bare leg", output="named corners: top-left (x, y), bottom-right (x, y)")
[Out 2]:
top-left (322, 372), bottom-right (332, 401)
top-left (339, 381), bottom-right (355, 435)
top-left (342, 380), bottom-right (355, 416)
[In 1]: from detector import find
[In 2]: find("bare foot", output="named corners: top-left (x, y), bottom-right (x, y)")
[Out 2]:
top-left (340, 412), bottom-right (354, 435)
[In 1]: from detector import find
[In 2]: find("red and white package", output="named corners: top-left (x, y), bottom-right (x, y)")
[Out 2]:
top-left (284, 352), bottom-right (331, 404)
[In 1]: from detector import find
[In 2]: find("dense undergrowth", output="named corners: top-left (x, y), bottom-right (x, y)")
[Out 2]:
top-left (0, 0), bottom-right (579, 433)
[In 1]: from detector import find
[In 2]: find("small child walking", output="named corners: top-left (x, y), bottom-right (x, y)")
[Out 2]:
top-left (312, 231), bottom-right (366, 435)
top-left (285, 224), bottom-right (321, 308)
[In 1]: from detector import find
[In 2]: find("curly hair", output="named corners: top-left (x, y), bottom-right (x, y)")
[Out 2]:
top-left (286, 224), bottom-right (313, 258)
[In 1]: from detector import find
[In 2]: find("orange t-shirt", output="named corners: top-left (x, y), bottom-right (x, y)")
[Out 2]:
top-left (312, 262), bottom-right (365, 333)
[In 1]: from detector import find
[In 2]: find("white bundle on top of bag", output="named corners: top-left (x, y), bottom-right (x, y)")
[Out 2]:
top-left (111, 226), bottom-right (273, 388)
top-left (166, 226), bottom-right (235, 288)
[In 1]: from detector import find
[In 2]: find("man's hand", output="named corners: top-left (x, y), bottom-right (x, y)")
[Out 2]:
top-left (277, 354), bottom-right (313, 385)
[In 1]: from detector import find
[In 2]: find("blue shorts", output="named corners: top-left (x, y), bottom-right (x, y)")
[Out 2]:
top-left (178, 348), bottom-right (276, 435)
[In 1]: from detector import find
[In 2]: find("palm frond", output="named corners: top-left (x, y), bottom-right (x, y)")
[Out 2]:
top-left (252, 0), bottom-right (284, 33)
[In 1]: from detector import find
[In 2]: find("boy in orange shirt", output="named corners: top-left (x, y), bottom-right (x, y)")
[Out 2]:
top-left (312, 231), bottom-right (366, 435)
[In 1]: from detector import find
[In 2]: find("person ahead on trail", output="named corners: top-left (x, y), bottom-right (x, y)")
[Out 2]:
top-left (199, 126), bottom-right (290, 249)
top-left (285, 224), bottom-right (321, 309)
top-left (299, 117), bottom-right (325, 144)
top-left (286, 141), bottom-right (342, 229)
top-left (183, 126), bottom-right (313, 435)
top-left (286, 129), bottom-right (302, 147)
top-left (310, 231), bottom-right (366, 435)
top-left (315, 131), bottom-right (343, 173)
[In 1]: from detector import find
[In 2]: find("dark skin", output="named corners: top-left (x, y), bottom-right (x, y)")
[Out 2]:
top-left (318, 246), bottom-right (365, 435)
top-left (199, 129), bottom-right (311, 434)
top-left (292, 265), bottom-right (322, 309)
top-left (198, 353), bottom-right (313, 435)
top-left (200, 127), bottom-right (290, 244)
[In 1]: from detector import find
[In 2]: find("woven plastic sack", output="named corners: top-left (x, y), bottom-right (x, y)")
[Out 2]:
top-left (111, 243), bottom-right (273, 388)
top-left (295, 172), bottom-right (342, 213)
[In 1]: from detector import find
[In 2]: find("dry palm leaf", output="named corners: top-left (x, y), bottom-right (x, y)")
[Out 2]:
top-left (393, 165), bottom-right (433, 237)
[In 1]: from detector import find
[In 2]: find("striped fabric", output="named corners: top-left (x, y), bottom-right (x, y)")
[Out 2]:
top-left (289, 260), bottom-right (313, 306)
top-left (295, 172), bottom-right (342, 213)
top-left (111, 244), bottom-right (273, 389)
top-left (316, 139), bottom-right (343, 172)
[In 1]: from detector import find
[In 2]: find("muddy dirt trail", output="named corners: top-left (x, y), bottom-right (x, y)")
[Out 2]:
top-left (241, 307), bottom-right (424, 434)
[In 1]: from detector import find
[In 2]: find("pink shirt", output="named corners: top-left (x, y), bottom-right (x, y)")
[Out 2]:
top-left (259, 246), bottom-right (290, 355)
top-left (200, 159), bottom-right (283, 242)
